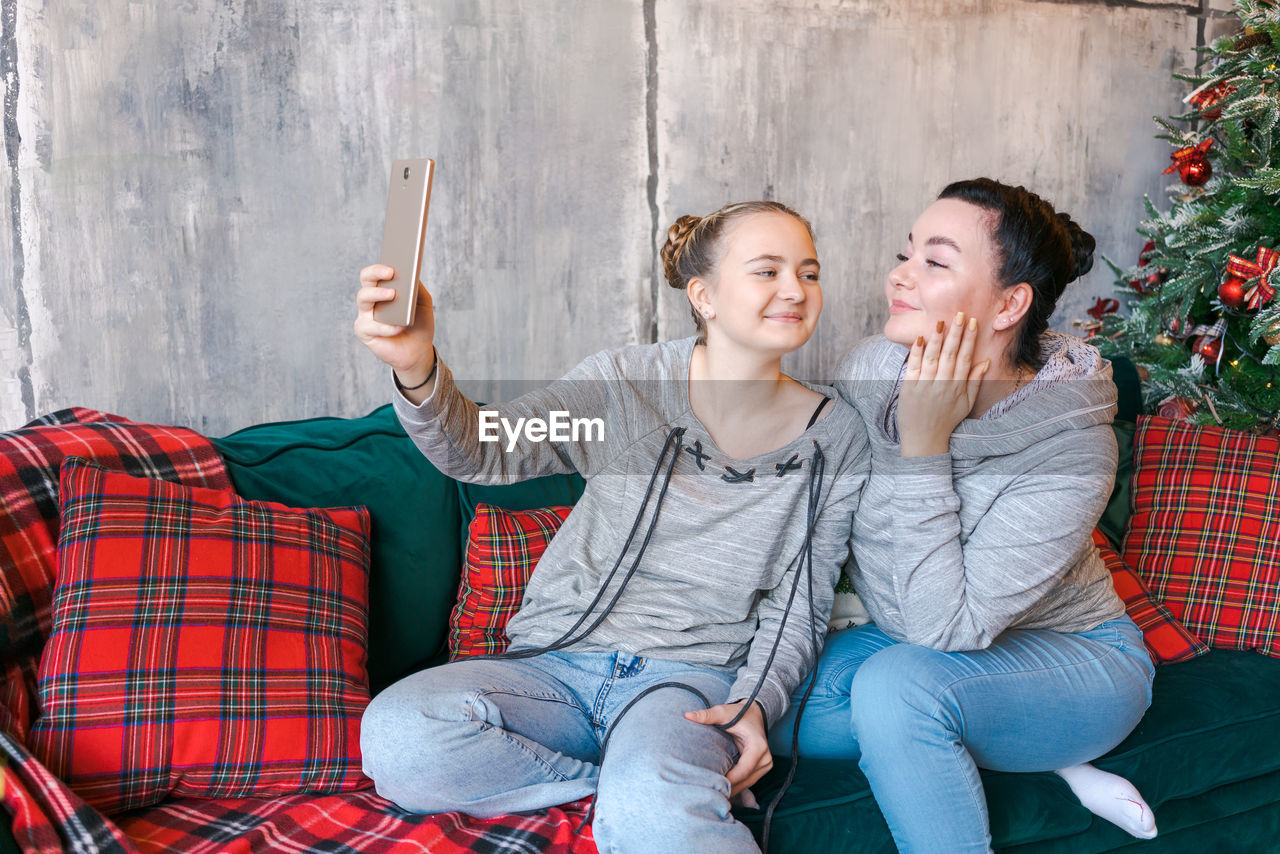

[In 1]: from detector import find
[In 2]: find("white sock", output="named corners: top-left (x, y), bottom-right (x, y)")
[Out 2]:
top-left (1055, 764), bottom-right (1158, 839)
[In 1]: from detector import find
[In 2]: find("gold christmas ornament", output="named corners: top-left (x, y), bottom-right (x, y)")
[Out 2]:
top-left (1264, 319), bottom-right (1280, 347)
top-left (1155, 334), bottom-right (1175, 346)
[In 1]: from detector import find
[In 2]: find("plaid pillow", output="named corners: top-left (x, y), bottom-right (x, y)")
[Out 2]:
top-left (27, 457), bottom-right (373, 814)
top-left (1091, 528), bottom-right (1208, 665)
top-left (450, 504), bottom-right (572, 659)
top-left (1123, 416), bottom-right (1280, 657)
top-left (0, 408), bottom-right (231, 742)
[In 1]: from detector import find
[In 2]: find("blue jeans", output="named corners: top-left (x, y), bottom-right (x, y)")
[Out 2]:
top-left (769, 618), bottom-right (1155, 853)
top-left (360, 649), bottom-right (761, 853)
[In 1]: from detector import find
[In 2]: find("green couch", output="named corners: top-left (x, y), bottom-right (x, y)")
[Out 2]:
top-left (197, 356), bottom-right (1280, 853)
top-left (7, 356), bottom-right (1271, 853)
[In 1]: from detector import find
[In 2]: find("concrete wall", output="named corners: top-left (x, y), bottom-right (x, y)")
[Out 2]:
top-left (3, 0), bottom-right (1202, 434)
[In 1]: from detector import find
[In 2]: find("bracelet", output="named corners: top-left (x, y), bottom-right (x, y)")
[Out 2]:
top-left (395, 359), bottom-right (437, 392)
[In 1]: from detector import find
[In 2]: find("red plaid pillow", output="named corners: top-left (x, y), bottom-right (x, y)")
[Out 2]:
top-left (1092, 528), bottom-right (1208, 665)
top-left (27, 457), bottom-right (373, 814)
top-left (1123, 416), bottom-right (1280, 657)
top-left (0, 409), bottom-right (231, 741)
top-left (450, 504), bottom-right (572, 659)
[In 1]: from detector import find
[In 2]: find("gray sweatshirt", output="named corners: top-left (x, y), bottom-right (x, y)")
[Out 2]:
top-left (394, 337), bottom-right (871, 725)
top-left (835, 332), bottom-right (1125, 652)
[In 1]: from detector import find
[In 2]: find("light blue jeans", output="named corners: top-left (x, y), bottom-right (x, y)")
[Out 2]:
top-left (360, 649), bottom-right (761, 853)
top-left (769, 618), bottom-right (1156, 854)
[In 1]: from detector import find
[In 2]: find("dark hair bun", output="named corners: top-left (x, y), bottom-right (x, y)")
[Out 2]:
top-left (1057, 212), bottom-right (1096, 283)
top-left (661, 215), bottom-right (703, 290)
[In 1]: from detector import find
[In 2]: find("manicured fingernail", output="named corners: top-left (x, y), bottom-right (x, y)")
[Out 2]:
top-left (936, 320), bottom-right (945, 334)
top-left (968, 317), bottom-right (977, 331)
top-left (916, 335), bottom-right (925, 347)
top-left (955, 311), bottom-right (965, 324)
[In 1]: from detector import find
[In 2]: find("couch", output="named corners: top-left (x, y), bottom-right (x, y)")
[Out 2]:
top-left (0, 356), bottom-right (1277, 853)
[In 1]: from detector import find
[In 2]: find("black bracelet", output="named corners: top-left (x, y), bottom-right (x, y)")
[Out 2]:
top-left (395, 359), bottom-right (437, 392)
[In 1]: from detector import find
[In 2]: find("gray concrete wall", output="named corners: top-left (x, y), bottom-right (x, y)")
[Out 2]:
top-left (3, 0), bottom-right (1201, 434)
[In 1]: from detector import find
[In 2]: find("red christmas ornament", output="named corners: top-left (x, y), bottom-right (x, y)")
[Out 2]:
top-left (1180, 157), bottom-right (1212, 186)
top-left (1163, 139), bottom-right (1214, 186)
top-left (1189, 81), bottom-right (1237, 121)
top-left (1157, 395), bottom-right (1199, 421)
top-left (1086, 297), bottom-right (1119, 320)
top-left (1194, 335), bottom-right (1223, 363)
top-left (1225, 246), bottom-right (1278, 309)
top-left (1131, 267), bottom-right (1168, 295)
top-left (1218, 276), bottom-right (1249, 309)
top-left (1138, 240), bottom-right (1156, 266)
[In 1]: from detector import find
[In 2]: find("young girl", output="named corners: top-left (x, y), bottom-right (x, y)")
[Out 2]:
top-left (354, 201), bottom-right (870, 852)
top-left (772, 179), bottom-right (1158, 852)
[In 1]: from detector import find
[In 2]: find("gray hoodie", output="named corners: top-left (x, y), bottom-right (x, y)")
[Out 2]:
top-left (835, 332), bottom-right (1125, 652)
top-left (394, 337), bottom-right (871, 725)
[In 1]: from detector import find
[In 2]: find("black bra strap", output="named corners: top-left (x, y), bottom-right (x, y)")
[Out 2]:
top-left (806, 395), bottom-right (832, 429)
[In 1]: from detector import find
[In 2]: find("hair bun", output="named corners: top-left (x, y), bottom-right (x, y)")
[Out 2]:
top-left (1057, 212), bottom-right (1096, 283)
top-left (661, 215), bottom-right (703, 290)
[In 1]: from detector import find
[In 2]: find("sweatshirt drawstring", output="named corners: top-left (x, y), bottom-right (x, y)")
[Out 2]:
top-left (577, 439), bottom-right (828, 852)
top-left (491, 426), bottom-right (687, 660)
top-left (758, 440), bottom-right (826, 853)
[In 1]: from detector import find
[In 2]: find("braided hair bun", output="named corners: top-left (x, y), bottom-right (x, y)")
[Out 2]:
top-left (1057, 212), bottom-right (1096, 283)
top-left (661, 215), bottom-right (704, 291)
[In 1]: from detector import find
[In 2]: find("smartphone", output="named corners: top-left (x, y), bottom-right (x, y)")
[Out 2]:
top-left (373, 158), bottom-right (434, 326)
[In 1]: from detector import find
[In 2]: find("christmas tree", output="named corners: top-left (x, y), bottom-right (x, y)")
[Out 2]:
top-left (1094, 0), bottom-right (1280, 433)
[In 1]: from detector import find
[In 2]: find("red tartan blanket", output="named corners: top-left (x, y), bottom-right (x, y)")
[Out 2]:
top-left (0, 409), bottom-right (598, 854)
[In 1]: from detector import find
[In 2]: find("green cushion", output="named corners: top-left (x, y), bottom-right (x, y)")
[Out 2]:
top-left (1096, 355), bottom-right (1141, 547)
top-left (741, 650), bottom-right (1280, 853)
top-left (1004, 768), bottom-right (1280, 853)
top-left (1098, 419), bottom-right (1136, 548)
top-left (1111, 354), bottom-right (1142, 426)
top-left (213, 405), bottom-right (462, 694)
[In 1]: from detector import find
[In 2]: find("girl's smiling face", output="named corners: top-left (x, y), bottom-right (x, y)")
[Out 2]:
top-left (696, 211), bottom-right (822, 356)
top-left (883, 198), bottom-right (1007, 347)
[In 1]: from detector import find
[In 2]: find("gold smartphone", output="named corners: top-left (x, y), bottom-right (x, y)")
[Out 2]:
top-left (373, 158), bottom-right (434, 326)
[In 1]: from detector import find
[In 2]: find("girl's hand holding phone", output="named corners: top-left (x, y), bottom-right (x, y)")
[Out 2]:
top-left (354, 264), bottom-right (437, 398)
top-left (897, 311), bottom-right (989, 458)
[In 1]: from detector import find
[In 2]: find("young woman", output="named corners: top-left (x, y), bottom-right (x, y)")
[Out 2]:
top-left (353, 201), bottom-right (870, 853)
top-left (771, 179), bottom-right (1158, 853)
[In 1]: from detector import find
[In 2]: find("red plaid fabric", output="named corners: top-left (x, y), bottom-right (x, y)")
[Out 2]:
top-left (450, 504), bottom-right (573, 659)
top-left (1123, 416), bottom-right (1280, 657)
top-left (26, 458), bottom-right (373, 814)
top-left (1092, 528), bottom-right (1208, 665)
top-left (1, 730), bottom-right (138, 854)
top-left (114, 791), bottom-right (598, 854)
top-left (0, 409), bottom-right (231, 742)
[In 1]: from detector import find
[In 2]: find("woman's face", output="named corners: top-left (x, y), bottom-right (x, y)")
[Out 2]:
top-left (883, 198), bottom-right (1006, 348)
top-left (699, 211), bottom-right (822, 356)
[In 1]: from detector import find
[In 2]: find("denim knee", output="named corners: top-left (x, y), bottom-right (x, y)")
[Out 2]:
top-left (593, 747), bottom-right (734, 853)
top-left (849, 643), bottom-right (961, 744)
top-left (360, 680), bottom-right (484, 813)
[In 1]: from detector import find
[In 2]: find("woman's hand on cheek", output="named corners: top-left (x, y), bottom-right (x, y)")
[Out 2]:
top-left (897, 312), bottom-right (989, 457)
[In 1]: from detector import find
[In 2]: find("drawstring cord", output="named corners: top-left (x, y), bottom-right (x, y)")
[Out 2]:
top-left (488, 426), bottom-right (687, 661)
top-left (576, 439), bottom-right (828, 852)
top-left (759, 440), bottom-right (826, 852)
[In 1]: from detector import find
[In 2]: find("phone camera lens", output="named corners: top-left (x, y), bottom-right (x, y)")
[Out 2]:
top-left (403, 167), bottom-right (410, 179)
